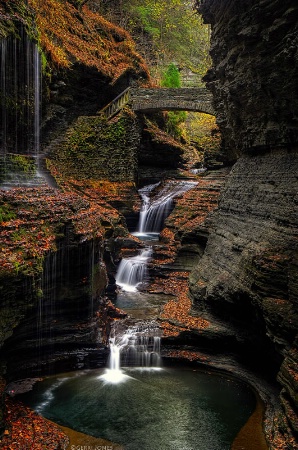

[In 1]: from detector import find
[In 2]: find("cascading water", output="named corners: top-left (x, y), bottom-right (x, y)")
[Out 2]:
top-left (115, 247), bottom-right (152, 292)
top-left (109, 180), bottom-right (197, 381)
top-left (100, 321), bottom-right (162, 384)
top-left (133, 180), bottom-right (198, 238)
top-left (0, 27), bottom-right (41, 155)
top-left (115, 181), bottom-right (197, 291)
top-left (33, 45), bottom-right (41, 156)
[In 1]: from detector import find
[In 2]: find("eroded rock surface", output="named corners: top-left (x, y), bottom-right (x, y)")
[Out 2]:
top-left (200, 0), bottom-right (298, 161)
top-left (190, 1), bottom-right (298, 447)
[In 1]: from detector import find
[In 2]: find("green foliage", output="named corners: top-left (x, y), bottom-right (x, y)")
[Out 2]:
top-left (119, 0), bottom-right (210, 84)
top-left (161, 63), bottom-right (181, 88)
top-left (0, 0), bottom-right (38, 40)
top-left (0, 154), bottom-right (36, 182)
top-left (0, 204), bottom-right (17, 223)
top-left (10, 154), bottom-right (36, 174)
top-left (166, 111), bottom-right (187, 139)
top-left (11, 227), bottom-right (27, 242)
top-left (184, 112), bottom-right (222, 164)
top-left (134, 5), bottom-right (160, 39)
top-left (52, 109), bottom-right (138, 182)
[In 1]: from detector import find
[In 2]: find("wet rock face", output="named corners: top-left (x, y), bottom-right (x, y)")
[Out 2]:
top-left (200, 0), bottom-right (298, 160)
top-left (189, 148), bottom-right (298, 446)
top-left (2, 238), bottom-right (109, 380)
top-left (0, 186), bottom-right (126, 379)
top-left (193, 1), bottom-right (298, 446)
top-left (190, 149), bottom-right (298, 340)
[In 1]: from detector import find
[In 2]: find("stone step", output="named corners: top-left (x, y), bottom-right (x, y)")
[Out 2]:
top-left (0, 154), bottom-right (58, 190)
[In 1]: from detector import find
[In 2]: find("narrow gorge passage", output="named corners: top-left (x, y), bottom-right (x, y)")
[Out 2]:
top-left (109, 179), bottom-right (199, 374)
top-left (1, 1), bottom-right (297, 449)
top-left (29, 177), bottom-right (258, 449)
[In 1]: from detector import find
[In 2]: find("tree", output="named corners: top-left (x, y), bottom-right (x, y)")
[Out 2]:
top-left (161, 63), bottom-right (181, 88)
top-left (104, 0), bottom-right (211, 85)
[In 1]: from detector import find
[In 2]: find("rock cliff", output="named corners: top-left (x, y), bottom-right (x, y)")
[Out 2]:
top-left (199, 0), bottom-right (298, 161)
top-left (189, 0), bottom-right (298, 447)
top-left (0, 186), bottom-right (127, 379)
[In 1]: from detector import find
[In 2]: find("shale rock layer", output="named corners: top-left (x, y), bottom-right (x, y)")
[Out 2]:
top-left (194, 0), bottom-right (298, 447)
top-left (200, 0), bottom-right (298, 160)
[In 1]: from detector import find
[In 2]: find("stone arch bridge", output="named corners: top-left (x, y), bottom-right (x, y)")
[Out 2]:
top-left (100, 87), bottom-right (215, 119)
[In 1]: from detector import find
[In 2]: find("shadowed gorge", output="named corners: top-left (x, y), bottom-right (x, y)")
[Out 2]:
top-left (188, 0), bottom-right (298, 447)
top-left (0, 0), bottom-right (297, 449)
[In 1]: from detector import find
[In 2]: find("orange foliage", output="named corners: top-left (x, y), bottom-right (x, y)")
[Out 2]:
top-left (28, 0), bottom-right (150, 82)
top-left (46, 160), bottom-right (140, 213)
top-left (0, 186), bottom-right (123, 275)
top-left (149, 273), bottom-right (209, 336)
top-left (0, 396), bottom-right (68, 449)
top-left (167, 350), bottom-right (210, 362)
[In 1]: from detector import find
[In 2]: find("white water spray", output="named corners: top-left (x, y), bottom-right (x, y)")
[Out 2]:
top-left (100, 321), bottom-right (162, 384)
top-left (115, 247), bottom-right (152, 292)
top-left (134, 180), bottom-right (198, 235)
top-left (106, 180), bottom-right (197, 383)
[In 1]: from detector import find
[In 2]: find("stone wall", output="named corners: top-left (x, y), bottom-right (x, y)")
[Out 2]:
top-left (131, 87), bottom-right (214, 115)
top-left (2, 238), bottom-right (110, 379)
top-left (0, 186), bottom-right (127, 379)
top-left (49, 109), bottom-right (140, 183)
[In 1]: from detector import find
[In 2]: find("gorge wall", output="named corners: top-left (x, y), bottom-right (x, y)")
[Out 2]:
top-left (200, 0), bottom-right (298, 161)
top-left (189, 0), bottom-right (298, 447)
top-left (0, 186), bottom-right (129, 380)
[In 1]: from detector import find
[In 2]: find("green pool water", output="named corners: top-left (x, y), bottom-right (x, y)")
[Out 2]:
top-left (20, 366), bottom-right (256, 450)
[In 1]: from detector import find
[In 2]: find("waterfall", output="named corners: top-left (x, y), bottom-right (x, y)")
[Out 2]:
top-left (133, 180), bottom-right (198, 237)
top-left (100, 321), bottom-right (162, 384)
top-left (0, 27), bottom-right (44, 188)
top-left (34, 44), bottom-right (41, 156)
top-left (107, 180), bottom-right (197, 381)
top-left (115, 247), bottom-right (152, 292)
top-left (1, 38), bottom-right (7, 154)
top-left (0, 28), bottom-right (42, 155)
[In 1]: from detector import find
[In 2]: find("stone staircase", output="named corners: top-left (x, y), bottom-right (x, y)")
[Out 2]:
top-left (99, 87), bottom-right (131, 120)
top-left (0, 154), bottom-right (58, 190)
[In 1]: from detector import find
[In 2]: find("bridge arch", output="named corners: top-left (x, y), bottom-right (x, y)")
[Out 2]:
top-left (130, 87), bottom-right (215, 116)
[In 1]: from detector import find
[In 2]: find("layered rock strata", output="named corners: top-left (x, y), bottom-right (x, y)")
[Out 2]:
top-left (189, 0), bottom-right (298, 447)
top-left (0, 186), bottom-right (127, 379)
top-left (199, 0), bottom-right (298, 161)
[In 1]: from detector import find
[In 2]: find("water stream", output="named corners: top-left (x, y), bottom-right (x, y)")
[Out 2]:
top-left (115, 247), bottom-right (152, 292)
top-left (109, 180), bottom-right (198, 382)
top-left (100, 320), bottom-right (162, 384)
top-left (16, 179), bottom-right (259, 448)
top-left (1, 22), bottom-right (268, 450)
top-left (133, 180), bottom-right (197, 240)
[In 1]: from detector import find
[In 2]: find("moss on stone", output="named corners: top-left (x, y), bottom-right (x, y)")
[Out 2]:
top-left (50, 108), bottom-right (140, 182)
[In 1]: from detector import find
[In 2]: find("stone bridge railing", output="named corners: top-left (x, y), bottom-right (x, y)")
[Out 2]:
top-left (99, 87), bottom-right (214, 120)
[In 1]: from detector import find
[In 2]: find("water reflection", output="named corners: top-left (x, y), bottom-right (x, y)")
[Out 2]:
top-left (21, 367), bottom-right (256, 450)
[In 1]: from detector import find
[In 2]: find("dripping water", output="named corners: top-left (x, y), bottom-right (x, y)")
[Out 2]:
top-left (0, 28), bottom-right (41, 155)
top-left (0, 27), bottom-right (47, 188)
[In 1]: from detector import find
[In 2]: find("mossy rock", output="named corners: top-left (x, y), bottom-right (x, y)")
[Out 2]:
top-left (50, 109), bottom-right (140, 182)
